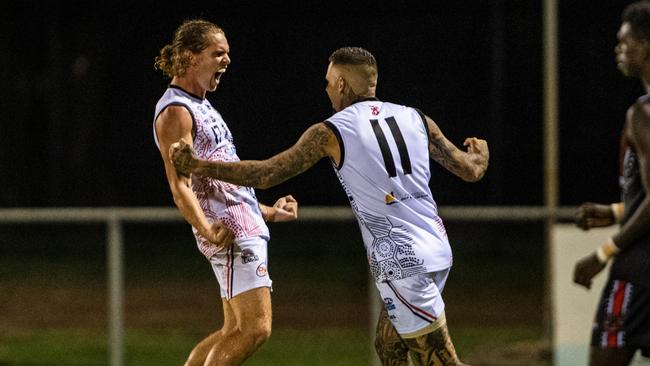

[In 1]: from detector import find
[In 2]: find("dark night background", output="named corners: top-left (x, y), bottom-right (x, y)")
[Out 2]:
top-left (0, 1), bottom-right (641, 208)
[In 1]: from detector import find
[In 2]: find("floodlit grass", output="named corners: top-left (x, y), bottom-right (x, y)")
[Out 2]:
top-left (0, 326), bottom-right (548, 366)
top-left (0, 221), bottom-right (550, 365)
top-left (0, 328), bottom-right (368, 366)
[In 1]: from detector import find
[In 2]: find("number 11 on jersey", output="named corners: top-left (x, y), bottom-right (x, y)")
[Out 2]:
top-left (370, 117), bottom-right (412, 177)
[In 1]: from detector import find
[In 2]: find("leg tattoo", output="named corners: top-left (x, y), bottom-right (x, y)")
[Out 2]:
top-left (375, 307), bottom-right (410, 366)
top-left (403, 322), bottom-right (466, 366)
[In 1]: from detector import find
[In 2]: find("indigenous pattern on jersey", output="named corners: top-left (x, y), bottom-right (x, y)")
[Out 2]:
top-left (610, 94), bottom-right (650, 287)
top-left (154, 85), bottom-right (269, 259)
top-left (325, 98), bottom-right (452, 282)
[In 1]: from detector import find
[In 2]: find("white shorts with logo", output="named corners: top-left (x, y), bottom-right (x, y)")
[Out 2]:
top-left (208, 237), bottom-right (272, 300)
top-left (376, 268), bottom-right (450, 337)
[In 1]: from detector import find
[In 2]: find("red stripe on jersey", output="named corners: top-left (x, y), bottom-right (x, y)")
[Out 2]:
top-left (226, 244), bottom-right (233, 299)
top-left (608, 280), bottom-right (627, 347)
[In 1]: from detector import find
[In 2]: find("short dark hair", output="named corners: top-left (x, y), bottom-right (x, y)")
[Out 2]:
top-left (329, 47), bottom-right (377, 69)
top-left (623, 1), bottom-right (650, 42)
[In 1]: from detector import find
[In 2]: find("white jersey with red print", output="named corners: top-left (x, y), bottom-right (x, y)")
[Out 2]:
top-left (324, 98), bottom-right (452, 282)
top-left (154, 85), bottom-right (269, 259)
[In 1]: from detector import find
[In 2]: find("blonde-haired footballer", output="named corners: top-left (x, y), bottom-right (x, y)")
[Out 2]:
top-left (171, 46), bottom-right (489, 365)
top-left (153, 19), bottom-right (298, 366)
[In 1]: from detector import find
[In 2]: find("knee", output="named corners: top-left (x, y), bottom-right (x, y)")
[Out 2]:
top-left (243, 322), bottom-right (272, 349)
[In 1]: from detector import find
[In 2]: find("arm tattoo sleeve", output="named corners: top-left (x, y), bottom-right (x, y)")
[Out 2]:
top-left (428, 129), bottom-right (470, 180)
top-left (427, 118), bottom-right (487, 182)
top-left (195, 123), bottom-right (332, 189)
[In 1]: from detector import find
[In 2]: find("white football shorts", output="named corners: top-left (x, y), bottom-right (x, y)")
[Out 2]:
top-left (375, 268), bottom-right (450, 337)
top-left (209, 237), bottom-right (272, 300)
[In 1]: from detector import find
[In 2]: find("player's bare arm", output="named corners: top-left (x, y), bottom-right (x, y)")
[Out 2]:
top-left (424, 115), bottom-right (489, 182)
top-left (612, 102), bottom-right (650, 249)
top-left (574, 102), bottom-right (650, 289)
top-left (171, 122), bottom-right (338, 189)
top-left (575, 202), bottom-right (624, 230)
top-left (156, 106), bottom-right (233, 246)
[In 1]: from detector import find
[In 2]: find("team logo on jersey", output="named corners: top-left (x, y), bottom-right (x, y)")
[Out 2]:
top-left (385, 192), bottom-right (397, 205)
top-left (256, 263), bottom-right (268, 277)
top-left (241, 248), bottom-right (259, 264)
top-left (370, 105), bottom-right (380, 115)
top-left (383, 297), bottom-right (396, 311)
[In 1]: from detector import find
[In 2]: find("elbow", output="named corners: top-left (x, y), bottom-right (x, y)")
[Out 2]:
top-left (169, 180), bottom-right (190, 209)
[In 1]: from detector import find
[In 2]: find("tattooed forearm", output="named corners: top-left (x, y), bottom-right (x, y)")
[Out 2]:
top-left (403, 324), bottom-right (466, 366)
top-left (428, 134), bottom-right (472, 180)
top-left (195, 123), bottom-right (332, 189)
top-left (374, 308), bottom-right (410, 366)
top-left (426, 118), bottom-right (488, 182)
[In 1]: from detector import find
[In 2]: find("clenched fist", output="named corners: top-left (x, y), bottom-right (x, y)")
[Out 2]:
top-left (169, 138), bottom-right (197, 177)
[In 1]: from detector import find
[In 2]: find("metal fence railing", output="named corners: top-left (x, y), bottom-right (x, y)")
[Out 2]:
top-left (0, 206), bottom-right (576, 366)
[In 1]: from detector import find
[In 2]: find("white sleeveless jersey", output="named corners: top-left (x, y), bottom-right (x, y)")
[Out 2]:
top-left (154, 86), bottom-right (269, 259)
top-left (325, 99), bottom-right (451, 282)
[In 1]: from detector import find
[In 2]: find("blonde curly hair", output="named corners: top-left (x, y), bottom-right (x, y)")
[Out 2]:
top-left (154, 19), bottom-right (224, 78)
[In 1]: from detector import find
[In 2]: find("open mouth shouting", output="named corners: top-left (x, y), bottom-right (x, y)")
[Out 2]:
top-left (214, 67), bottom-right (227, 83)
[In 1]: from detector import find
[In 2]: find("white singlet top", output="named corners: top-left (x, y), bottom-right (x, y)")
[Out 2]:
top-left (154, 85), bottom-right (269, 259)
top-left (325, 98), bottom-right (452, 282)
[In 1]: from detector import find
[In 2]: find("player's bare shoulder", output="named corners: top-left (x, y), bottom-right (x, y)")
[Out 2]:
top-left (302, 122), bottom-right (336, 145)
top-left (295, 122), bottom-right (339, 159)
top-left (627, 100), bottom-right (650, 149)
top-left (423, 114), bottom-right (443, 138)
top-left (157, 105), bottom-right (193, 129)
top-left (155, 105), bottom-right (193, 141)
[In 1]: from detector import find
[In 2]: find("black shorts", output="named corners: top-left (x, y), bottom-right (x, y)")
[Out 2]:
top-left (591, 278), bottom-right (650, 356)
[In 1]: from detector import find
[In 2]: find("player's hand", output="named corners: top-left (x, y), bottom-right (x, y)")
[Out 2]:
top-left (463, 137), bottom-right (489, 158)
top-left (267, 195), bottom-right (299, 222)
top-left (169, 138), bottom-right (197, 177)
top-left (204, 220), bottom-right (235, 249)
top-left (463, 137), bottom-right (489, 180)
top-left (575, 202), bottom-right (615, 230)
top-left (573, 252), bottom-right (607, 289)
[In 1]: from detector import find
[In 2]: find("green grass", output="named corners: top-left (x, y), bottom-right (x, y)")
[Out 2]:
top-left (0, 328), bottom-right (369, 366)
top-left (0, 221), bottom-right (549, 365)
top-left (0, 326), bottom-right (547, 366)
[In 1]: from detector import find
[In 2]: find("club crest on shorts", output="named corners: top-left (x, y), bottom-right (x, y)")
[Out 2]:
top-left (256, 263), bottom-right (268, 277)
top-left (241, 248), bottom-right (259, 264)
top-left (383, 297), bottom-right (396, 311)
